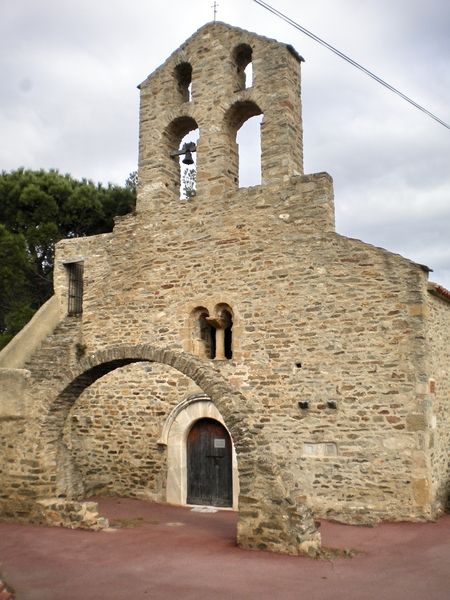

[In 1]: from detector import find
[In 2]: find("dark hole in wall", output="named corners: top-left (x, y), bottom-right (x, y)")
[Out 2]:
top-left (174, 62), bottom-right (193, 102)
top-left (222, 309), bottom-right (233, 359)
top-left (224, 325), bottom-right (233, 359)
top-left (198, 312), bottom-right (215, 359)
top-left (233, 43), bottom-right (252, 90)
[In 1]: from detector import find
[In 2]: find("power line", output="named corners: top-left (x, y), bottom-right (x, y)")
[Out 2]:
top-left (253, 0), bottom-right (450, 130)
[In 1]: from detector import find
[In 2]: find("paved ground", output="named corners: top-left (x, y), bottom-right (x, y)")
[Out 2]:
top-left (0, 498), bottom-right (449, 600)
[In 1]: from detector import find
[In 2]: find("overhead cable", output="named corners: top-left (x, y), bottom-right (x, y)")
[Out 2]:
top-left (253, 0), bottom-right (450, 130)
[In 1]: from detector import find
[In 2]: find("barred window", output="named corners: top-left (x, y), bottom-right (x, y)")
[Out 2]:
top-left (66, 262), bottom-right (84, 316)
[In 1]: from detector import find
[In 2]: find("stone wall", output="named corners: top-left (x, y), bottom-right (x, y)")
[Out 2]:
top-left (64, 362), bottom-right (201, 500)
top-left (0, 420), bottom-right (28, 503)
top-left (0, 498), bottom-right (108, 530)
top-left (427, 289), bottom-right (450, 511)
top-left (50, 169), bottom-right (436, 523)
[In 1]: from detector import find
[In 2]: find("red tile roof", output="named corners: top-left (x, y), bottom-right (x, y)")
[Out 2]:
top-left (428, 283), bottom-right (450, 303)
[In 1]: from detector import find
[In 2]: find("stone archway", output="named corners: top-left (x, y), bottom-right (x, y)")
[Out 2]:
top-left (33, 343), bottom-right (320, 555)
top-left (159, 393), bottom-right (240, 509)
top-left (37, 345), bottom-right (251, 502)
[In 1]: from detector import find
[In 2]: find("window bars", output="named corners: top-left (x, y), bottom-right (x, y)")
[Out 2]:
top-left (67, 262), bottom-right (84, 316)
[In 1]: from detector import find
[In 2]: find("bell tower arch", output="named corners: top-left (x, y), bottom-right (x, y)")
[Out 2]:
top-left (136, 22), bottom-right (304, 210)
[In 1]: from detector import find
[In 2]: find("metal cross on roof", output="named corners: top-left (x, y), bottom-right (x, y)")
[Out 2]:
top-left (211, 1), bottom-right (219, 22)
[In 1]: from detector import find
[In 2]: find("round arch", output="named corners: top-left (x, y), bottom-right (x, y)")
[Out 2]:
top-left (38, 344), bottom-right (252, 500)
top-left (224, 99), bottom-right (263, 134)
top-left (162, 114), bottom-right (199, 198)
top-left (223, 99), bottom-right (263, 189)
top-left (35, 343), bottom-right (319, 555)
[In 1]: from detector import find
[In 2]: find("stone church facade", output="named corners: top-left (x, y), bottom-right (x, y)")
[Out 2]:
top-left (0, 22), bottom-right (449, 555)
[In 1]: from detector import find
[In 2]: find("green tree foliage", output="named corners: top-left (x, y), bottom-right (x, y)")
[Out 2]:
top-left (125, 170), bottom-right (138, 194)
top-left (0, 168), bottom-right (136, 349)
top-left (182, 167), bottom-right (196, 199)
top-left (0, 225), bottom-right (35, 349)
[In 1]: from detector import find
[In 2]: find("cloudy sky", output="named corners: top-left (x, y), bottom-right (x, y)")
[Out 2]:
top-left (2, 0), bottom-right (449, 287)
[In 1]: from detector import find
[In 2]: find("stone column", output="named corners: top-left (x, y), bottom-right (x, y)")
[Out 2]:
top-left (205, 315), bottom-right (226, 360)
top-left (215, 328), bottom-right (225, 360)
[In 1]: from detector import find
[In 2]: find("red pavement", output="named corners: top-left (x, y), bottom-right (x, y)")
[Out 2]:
top-left (0, 497), bottom-right (449, 600)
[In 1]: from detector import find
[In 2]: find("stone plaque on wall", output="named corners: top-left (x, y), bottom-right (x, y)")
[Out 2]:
top-left (303, 442), bottom-right (338, 457)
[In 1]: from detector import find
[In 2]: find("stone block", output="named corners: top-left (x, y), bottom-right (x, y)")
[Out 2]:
top-left (407, 414), bottom-right (427, 431)
top-left (0, 369), bottom-right (30, 419)
top-left (412, 478), bottom-right (430, 506)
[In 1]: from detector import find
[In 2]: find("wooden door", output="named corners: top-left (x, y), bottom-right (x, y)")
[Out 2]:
top-left (187, 418), bottom-right (232, 507)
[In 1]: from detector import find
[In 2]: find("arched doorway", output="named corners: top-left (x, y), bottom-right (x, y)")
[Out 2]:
top-left (161, 394), bottom-right (239, 510)
top-left (187, 418), bottom-right (232, 507)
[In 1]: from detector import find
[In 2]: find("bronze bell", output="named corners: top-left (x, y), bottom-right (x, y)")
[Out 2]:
top-left (182, 149), bottom-right (194, 165)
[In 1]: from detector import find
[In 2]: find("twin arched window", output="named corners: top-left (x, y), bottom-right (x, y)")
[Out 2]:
top-left (190, 305), bottom-right (233, 360)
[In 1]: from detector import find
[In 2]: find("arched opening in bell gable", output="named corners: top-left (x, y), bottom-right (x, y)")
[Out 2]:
top-left (225, 100), bottom-right (263, 189)
top-left (179, 127), bottom-right (199, 199)
top-left (174, 62), bottom-right (193, 102)
top-left (236, 114), bottom-right (263, 187)
top-left (233, 44), bottom-right (253, 90)
top-left (164, 116), bottom-right (199, 199)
